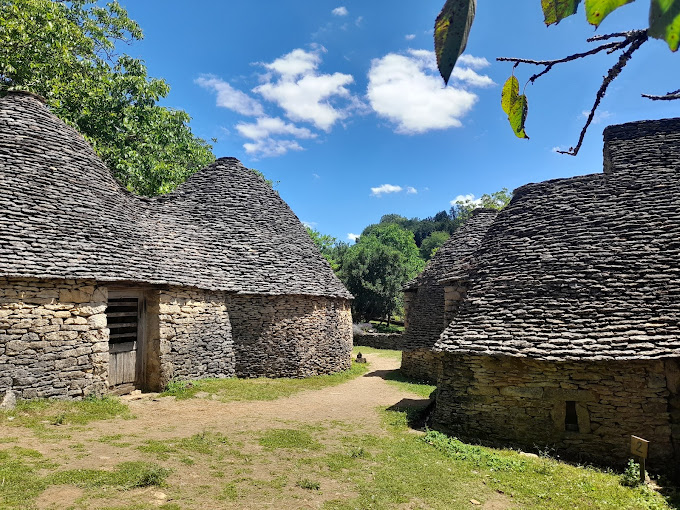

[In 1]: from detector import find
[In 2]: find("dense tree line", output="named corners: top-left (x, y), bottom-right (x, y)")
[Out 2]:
top-left (308, 188), bottom-right (511, 322)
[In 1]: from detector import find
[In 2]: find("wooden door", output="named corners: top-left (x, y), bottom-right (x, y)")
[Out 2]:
top-left (107, 292), bottom-right (144, 391)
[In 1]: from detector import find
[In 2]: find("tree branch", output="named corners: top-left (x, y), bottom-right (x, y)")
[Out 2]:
top-left (558, 32), bottom-right (648, 156)
top-left (641, 88), bottom-right (680, 101)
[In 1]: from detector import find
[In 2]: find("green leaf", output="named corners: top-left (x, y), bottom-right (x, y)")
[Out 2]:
top-left (585, 0), bottom-right (635, 27)
top-left (501, 76), bottom-right (519, 115)
top-left (649, 0), bottom-right (680, 51)
top-left (434, 0), bottom-right (476, 84)
top-left (541, 0), bottom-right (582, 25)
top-left (509, 94), bottom-right (530, 139)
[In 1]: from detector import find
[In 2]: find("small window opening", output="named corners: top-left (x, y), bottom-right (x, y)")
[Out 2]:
top-left (565, 401), bottom-right (579, 432)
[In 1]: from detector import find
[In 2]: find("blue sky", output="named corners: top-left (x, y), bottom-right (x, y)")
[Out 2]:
top-left (118, 1), bottom-right (680, 242)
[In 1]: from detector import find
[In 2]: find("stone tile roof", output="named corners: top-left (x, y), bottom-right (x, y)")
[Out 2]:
top-left (0, 92), bottom-right (351, 299)
top-left (435, 117), bottom-right (680, 360)
top-left (402, 209), bottom-right (497, 351)
top-left (405, 209), bottom-right (498, 291)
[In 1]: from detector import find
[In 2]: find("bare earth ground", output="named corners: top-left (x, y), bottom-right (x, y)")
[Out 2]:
top-left (5, 353), bottom-right (503, 510)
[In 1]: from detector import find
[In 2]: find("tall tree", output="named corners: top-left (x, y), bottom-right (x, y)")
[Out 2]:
top-left (0, 0), bottom-right (214, 196)
top-left (340, 236), bottom-right (405, 322)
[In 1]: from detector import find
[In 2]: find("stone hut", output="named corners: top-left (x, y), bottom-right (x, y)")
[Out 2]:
top-left (0, 91), bottom-right (353, 399)
top-left (432, 118), bottom-right (680, 474)
top-left (401, 209), bottom-right (497, 383)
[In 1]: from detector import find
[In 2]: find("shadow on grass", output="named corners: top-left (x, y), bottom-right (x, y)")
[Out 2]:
top-left (386, 398), bottom-right (434, 430)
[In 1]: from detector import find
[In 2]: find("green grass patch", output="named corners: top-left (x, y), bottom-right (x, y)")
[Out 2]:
top-left (351, 345), bottom-right (402, 361)
top-left (138, 432), bottom-right (230, 460)
top-left (47, 461), bottom-right (170, 489)
top-left (259, 429), bottom-right (322, 450)
top-left (382, 370), bottom-right (436, 398)
top-left (1, 395), bottom-right (132, 431)
top-left (160, 361), bottom-right (369, 402)
top-left (319, 408), bottom-right (675, 510)
top-left (296, 478), bottom-right (321, 490)
top-left (368, 321), bottom-right (405, 334)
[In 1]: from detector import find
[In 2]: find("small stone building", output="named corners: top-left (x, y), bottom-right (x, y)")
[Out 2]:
top-left (0, 91), bottom-right (353, 399)
top-left (432, 118), bottom-right (680, 473)
top-left (401, 209), bottom-right (497, 383)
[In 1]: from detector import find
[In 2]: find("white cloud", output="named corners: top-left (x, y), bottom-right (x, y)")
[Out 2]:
top-left (371, 184), bottom-right (403, 197)
top-left (405, 34), bottom-right (416, 40)
top-left (195, 75), bottom-right (264, 116)
top-left (457, 54), bottom-right (491, 69)
top-left (367, 49), bottom-right (491, 134)
top-left (302, 221), bottom-right (318, 229)
top-left (254, 48), bottom-right (356, 131)
top-left (450, 194), bottom-right (482, 206)
top-left (243, 139), bottom-right (304, 158)
top-left (406, 186), bottom-right (418, 194)
top-left (236, 116), bottom-right (316, 141)
top-left (347, 233), bottom-right (360, 242)
top-left (332, 6), bottom-right (348, 16)
top-left (582, 109), bottom-right (612, 125)
top-left (312, 173), bottom-right (320, 179)
top-left (450, 67), bottom-right (495, 88)
top-left (355, 16), bottom-right (363, 26)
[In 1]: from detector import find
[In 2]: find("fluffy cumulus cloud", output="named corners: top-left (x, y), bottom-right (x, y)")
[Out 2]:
top-left (236, 116), bottom-right (316, 157)
top-left (236, 116), bottom-right (316, 141)
top-left (347, 233), bottom-right (360, 242)
top-left (254, 48), bottom-right (356, 131)
top-left (367, 50), bottom-right (493, 134)
top-left (332, 6), bottom-right (348, 16)
top-left (450, 193), bottom-right (482, 206)
top-left (195, 75), bottom-right (264, 116)
top-left (371, 184), bottom-right (403, 197)
top-left (198, 48), bottom-right (360, 157)
top-left (242, 139), bottom-right (304, 158)
top-left (370, 184), bottom-right (418, 197)
top-left (405, 33), bottom-right (416, 40)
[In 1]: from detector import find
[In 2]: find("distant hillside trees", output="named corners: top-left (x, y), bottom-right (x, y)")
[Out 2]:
top-left (0, 0), bottom-right (214, 196)
top-left (307, 188), bottom-right (512, 322)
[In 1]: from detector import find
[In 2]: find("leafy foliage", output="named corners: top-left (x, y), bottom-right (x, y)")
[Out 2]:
top-left (0, 0), bottom-right (214, 196)
top-left (340, 236), bottom-right (406, 321)
top-left (419, 230), bottom-right (450, 260)
top-left (541, 0), bottom-right (582, 25)
top-left (586, 0), bottom-right (635, 27)
top-left (434, 0), bottom-right (476, 83)
top-left (650, 0), bottom-right (680, 51)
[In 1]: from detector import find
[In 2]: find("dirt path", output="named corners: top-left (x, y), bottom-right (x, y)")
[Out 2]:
top-left (111, 352), bottom-right (418, 439)
top-left (3, 353), bottom-right (443, 510)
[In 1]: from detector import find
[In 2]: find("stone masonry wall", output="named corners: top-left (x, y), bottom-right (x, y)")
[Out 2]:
top-left (353, 332), bottom-right (404, 350)
top-left (158, 287), bottom-right (235, 387)
top-left (400, 349), bottom-right (441, 384)
top-left (229, 295), bottom-right (352, 378)
top-left (0, 277), bottom-right (108, 399)
top-left (433, 353), bottom-right (680, 473)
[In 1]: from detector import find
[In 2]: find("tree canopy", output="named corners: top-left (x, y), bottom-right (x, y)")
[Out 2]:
top-left (435, 0), bottom-right (679, 154)
top-left (0, 0), bottom-right (215, 196)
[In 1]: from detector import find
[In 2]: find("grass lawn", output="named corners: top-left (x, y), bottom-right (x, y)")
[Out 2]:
top-left (160, 359), bottom-right (369, 401)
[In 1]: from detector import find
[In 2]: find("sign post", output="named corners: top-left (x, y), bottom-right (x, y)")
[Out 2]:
top-left (631, 435), bottom-right (649, 484)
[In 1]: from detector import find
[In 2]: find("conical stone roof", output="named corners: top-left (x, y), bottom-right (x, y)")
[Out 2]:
top-left (0, 92), bottom-right (351, 299)
top-left (436, 118), bottom-right (680, 360)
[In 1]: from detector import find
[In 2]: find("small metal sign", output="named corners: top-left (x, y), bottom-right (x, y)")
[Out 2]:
top-left (631, 435), bottom-right (649, 459)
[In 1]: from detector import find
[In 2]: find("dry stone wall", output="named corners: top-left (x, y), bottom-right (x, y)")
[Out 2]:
top-left (432, 353), bottom-right (680, 473)
top-left (400, 349), bottom-right (441, 384)
top-left (229, 295), bottom-right (352, 378)
top-left (353, 332), bottom-right (404, 350)
top-left (0, 277), bottom-right (108, 399)
top-left (158, 287), bottom-right (234, 386)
